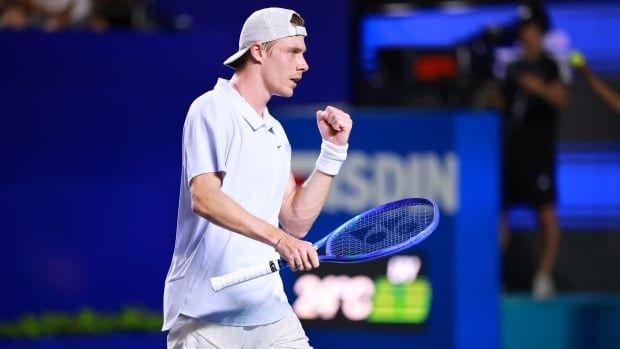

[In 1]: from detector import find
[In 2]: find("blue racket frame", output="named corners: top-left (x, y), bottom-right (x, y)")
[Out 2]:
top-left (278, 198), bottom-right (439, 268)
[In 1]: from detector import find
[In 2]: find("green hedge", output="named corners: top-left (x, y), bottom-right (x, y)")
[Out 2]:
top-left (0, 307), bottom-right (162, 338)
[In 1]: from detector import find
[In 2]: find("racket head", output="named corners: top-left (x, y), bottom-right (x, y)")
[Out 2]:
top-left (319, 198), bottom-right (439, 262)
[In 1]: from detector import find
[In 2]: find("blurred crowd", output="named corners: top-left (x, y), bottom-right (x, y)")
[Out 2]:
top-left (0, 0), bottom-right (156, 32)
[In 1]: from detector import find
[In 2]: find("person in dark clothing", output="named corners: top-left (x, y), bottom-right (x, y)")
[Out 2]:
top-left (500, 3), bottom-right (569, 301)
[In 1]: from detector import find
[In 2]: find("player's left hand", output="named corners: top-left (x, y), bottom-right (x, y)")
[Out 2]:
top-left (316, 106), bottom-right (352, 146)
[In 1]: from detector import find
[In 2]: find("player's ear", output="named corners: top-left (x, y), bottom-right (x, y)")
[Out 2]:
top-left (248, 43), bottom-right (264, 64)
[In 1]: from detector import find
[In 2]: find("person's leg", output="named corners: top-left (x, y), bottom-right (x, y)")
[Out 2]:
top-left (537, 203), bottom-right (560, 275)
top-left (167, 315), bottom-right (242, 349)
top-left (500, 166), bottom-right (518, 294)
top-left (167, 315), bottom-right (203, 349)
top-left (532, 203), bottom-right (560, 300)
top-left (500, 156), bottom-right (520, 253)
top-left (262, 310), bottom-right (312, 349)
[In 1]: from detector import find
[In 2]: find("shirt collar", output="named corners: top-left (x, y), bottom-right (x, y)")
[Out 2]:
top-left (215, 78), bottom-right (274, 132)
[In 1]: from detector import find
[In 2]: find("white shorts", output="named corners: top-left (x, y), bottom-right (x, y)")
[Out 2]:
top-left (167, 310), bottom-right (312, 349)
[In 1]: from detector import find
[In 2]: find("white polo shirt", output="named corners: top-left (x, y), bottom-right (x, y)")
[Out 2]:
top-left (163, 79), bottom-right (292, 330)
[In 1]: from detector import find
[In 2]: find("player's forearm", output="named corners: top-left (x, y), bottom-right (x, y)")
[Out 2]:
top-left (519, 73), bottom-right (568, 109)
top-left (540, 83), bottom-right (569, 109)
top-left (583, 69), bottom-right (620, 115)
top-left (279, 170), bottom-right (333, 238)
top-left (191, 188), bottom-right (282, 247)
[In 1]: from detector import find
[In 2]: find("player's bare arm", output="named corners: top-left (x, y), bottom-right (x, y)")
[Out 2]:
top-left (580, 66), bottom-right (620, 115)
top-left (518, 73), bottom-right (569, 109)
top-left (279, 106), bottom-right (352, 237)
top-left (190, 172), bottom-right (317, 271)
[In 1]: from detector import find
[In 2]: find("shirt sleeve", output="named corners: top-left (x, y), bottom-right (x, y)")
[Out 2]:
top-left (183, 96), bottom-right (232, 185)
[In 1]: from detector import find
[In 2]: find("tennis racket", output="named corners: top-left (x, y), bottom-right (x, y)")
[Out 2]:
top-left (210, 197), bottom-right (439, 292)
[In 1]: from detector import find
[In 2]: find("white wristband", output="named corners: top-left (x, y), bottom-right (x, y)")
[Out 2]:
top-left (315, 140), bottom-right (348, 176)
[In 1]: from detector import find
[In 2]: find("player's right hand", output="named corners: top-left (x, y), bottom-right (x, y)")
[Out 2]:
top-left (316, 106), bottom-right (352, 147)
top-left (274, 232), bottom-right (319, 272)
top-left (570, 50), bottom-right (587, 69)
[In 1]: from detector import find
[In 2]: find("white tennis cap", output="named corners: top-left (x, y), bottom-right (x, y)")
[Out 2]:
top-left (224, 7), bottom-right (307, 69)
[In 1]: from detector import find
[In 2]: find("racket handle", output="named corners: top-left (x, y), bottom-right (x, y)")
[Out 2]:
top-left (210, 260), bottom-right (281, 292)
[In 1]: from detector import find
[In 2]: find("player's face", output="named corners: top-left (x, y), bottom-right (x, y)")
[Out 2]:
top-left (261, 36), bottom-right (309, 98)
top-left (519, 22), bottom-right (543, 53)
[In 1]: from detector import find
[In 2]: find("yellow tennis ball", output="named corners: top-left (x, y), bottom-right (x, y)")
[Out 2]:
top-left (570, 51), bottom-right (586, 68)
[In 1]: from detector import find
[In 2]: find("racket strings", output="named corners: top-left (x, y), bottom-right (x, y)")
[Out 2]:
top-left (327, 202), bottom-right (434, 257)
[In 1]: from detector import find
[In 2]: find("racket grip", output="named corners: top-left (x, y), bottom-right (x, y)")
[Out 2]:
top-left (210, 260), bottom-right (281, 292)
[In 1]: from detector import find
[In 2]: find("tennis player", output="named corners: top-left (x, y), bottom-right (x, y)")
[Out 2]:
top-left (163, 7), bottom-right (352, 349)
top-left (500, 4), bottom-right (568, 301)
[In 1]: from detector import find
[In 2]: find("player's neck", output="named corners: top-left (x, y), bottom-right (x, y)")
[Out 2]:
top-left (523, 45), bottom-right (543, 60)
top-left (230, 73), bottom-right (269, 117)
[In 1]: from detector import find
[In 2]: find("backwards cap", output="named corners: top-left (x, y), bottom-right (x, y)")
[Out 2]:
top-left (223, 8), bottom-right (307, 69)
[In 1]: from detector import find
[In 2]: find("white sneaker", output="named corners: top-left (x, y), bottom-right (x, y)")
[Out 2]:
top-left (532, 273), bottom-right (555, 301)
